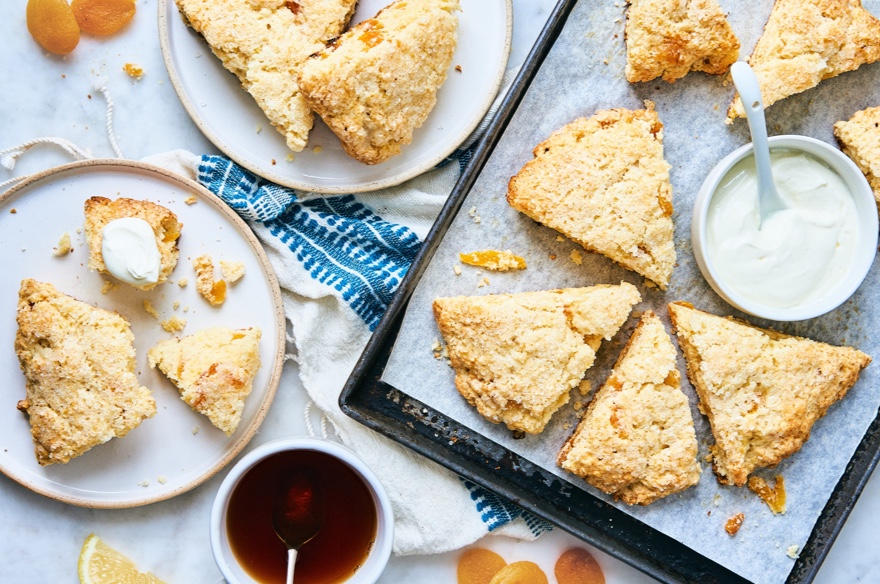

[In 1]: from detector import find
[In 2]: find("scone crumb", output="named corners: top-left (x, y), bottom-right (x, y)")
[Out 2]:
top-left (786, 545), bottom-right (799, 559)
top-left (53, 233), bottom-right (72, 256)
top-left (482, 277), bottom-right (490, 286)
top-left (256, 124), bottom-right (263, 134)
top-left (192, 426), bottom-right (200, 435)
top-left (473, 215), bottom-right (482, 224)
top-left (453, 264), bottom-right (462, 276)
top-left (644, 279), bottom-right (657, 289)
top-left (123, 63), bottom-right (144, 79)
top-left (138, 480), bottom-right (150, 488)
top-left (286, 153), bottom-right (295, 162)
top-left (143, 299), bottom-right (160, 320)
top-left (578, 380), bottom-right (591, 395)
top-left (468, 206), bottom-right (477, 217)
top-left (183, 305), bottom-right (190, 313)
top-left (160, 316), bottom-right (187, 333)
top-left (157, 475), bottom-right (168, 485)
top-left (184, 196), bottom-right (198, 205)
top-left (556, 235), bottom-right (565, 242)
top-left (220, 260), bottom-right (246, 283)
top-left (712, 494), bottom-right (722, 506)
top-left (173, 301), bottom-right (180, 310)
top-left (725, 513), bottom-right (745, 536)
top-left (455, 65), bottom-right (462, 72)
top-left (101, 280), bottom-right (119, 294)
top-left (178, 278), bottom-right (188, 287)
top-left (570, 249), bottom-right (583, 265)
top-left (476, 280), bottom-right (486, 288)
top-left (10, 208), bottom-right (16, 214)
top-left (193, 255), bottom-right (227, 306)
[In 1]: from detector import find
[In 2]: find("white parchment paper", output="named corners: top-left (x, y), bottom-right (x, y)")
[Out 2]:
top-left (382, 2), bottom-right (880, 583)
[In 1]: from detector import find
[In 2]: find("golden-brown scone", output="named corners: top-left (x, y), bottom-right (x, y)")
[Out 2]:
top-left (558, 311), bottom-right (701, 505)
top-left (507, 102), bottom-right (675, 289)
top-left (148, 327), bottom-right (261, 435)
top-left (175, 0), bottom-right (357, 151)
top-left (835, 105), bottom-right (880, 212)
top-left (668, 302), bottom-right (871, 486)
top-left (84, 197), bottom-right (181, 290)
top-left (15, 279), bottom-right (156, 465)
top-left (728, 0), bottom-right (880, 120)
top-left (625, 0), bottom-right (739, 83)
top-left (433, 283), bottom-right (641, 434)
top-left (298, 0), bottom-right (460, 164)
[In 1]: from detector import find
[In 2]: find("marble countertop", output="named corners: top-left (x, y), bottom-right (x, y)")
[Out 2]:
top-left (1, 1), bottom-right (878, 582)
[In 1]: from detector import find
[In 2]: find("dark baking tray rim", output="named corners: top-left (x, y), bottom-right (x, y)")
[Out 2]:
top-left (339, 1), bottom-right (880, 582)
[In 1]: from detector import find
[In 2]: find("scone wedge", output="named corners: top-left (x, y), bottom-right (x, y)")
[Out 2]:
top-left (625, 0), bottom-right (739, 83)
top-left (669, 302), bottom-right (871, 486)
top-left (15, 279), bottom-right (156, 465)
top-left (507, 102), bottom-right (675, 288)
top-left (148, 327), bottom-right (261, 436)
top-left (835, 105), bottom-right (880, 212)
top-left (298, 0), bottom-right (460, 164)
top-left (433, 283), bottom-right (641, 434)
top-left (558, 312), bottom-right (700, 505)
top-left (728, 0), bottom-right (880, 120)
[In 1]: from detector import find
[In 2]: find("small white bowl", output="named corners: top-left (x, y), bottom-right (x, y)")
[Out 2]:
top-left (211, 438), bottom-right (394, 584)
top-left (692, 135), bottom-right (878, 321)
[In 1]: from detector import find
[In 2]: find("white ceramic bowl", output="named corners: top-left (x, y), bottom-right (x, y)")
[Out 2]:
top-left (692, 135), bottom-right (878, 321)
top-left (211, 438), bottom-right (394, 584)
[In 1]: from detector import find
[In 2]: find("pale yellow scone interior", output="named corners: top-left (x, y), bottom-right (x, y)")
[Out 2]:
top-left (148, 327), bottom-right (262, 436)
top-left (728, 0), bottom-right (880, 120)
top-left (625, 0), bottom-right (739, 83)
top-left (176, 0), bottom-right (358, 152)
top-left (668, 302), bottom-right (871, 486)
top-left (507, 102), bottom-right (675, 289)
top-left (558, 311), bottom-right (700, 505)
top-left (835, 105), bottom-right (880, 212)
top-left (298, 0), bottom-right (460, 164)
top-left (433, 283), bottom-right (641, 434)
top-left (84, 197), bottom-right (182, 290)
top-left (15, 279), bottom-right (156, 466)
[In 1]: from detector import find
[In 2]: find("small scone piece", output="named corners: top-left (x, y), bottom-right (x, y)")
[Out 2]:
top-left (835, 105), bottom-right (880, 212)
top-left (558, 312), bottom-right (700, 505)
top-left (625, 0), bottom-right (739, 83)
top-left (176, 0), bottom-right (357, 151)
top-left (148, 327), bottom-right (261, 435)
top-left (15, 279), bottom-right (156, 465)
top-left (298, 0), bottom-right (460, 164)
top-left (728, 0), bottom-right (880, 120)
top-left (669, 302), bottom-right (871, 486)
top-left (84, 197), bottom-right (181, 290)
top-left (433, 283), bottom-right (641, 434)
top-left (507, 103), bottom-right (675, 288)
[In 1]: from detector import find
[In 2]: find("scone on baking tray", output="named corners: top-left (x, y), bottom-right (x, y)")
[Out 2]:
top-left (433, 283), bottom-right (641, 435)
top-left (835, 105), bottom-right (880, 211)
top-left (625, 0), bottom-right (739, 83)
top-left (727, 0), bottom-right (880, 120)
top-left (175, 0), bottom-right (357, 152)
top-left (507, 102), bottom-right (675, 289)
top-left (298, 0), bottom-right (460, 164)
top-left (668, 302), bottom-right (871, 487)
top-left (148, 327), bottom-right (262, 436)
top-left (558, 311), bottom-right (700, 505)
top-left (84, 197), bottom-right (182, 290)
top-left (14, 279), bottom-right (156, 466)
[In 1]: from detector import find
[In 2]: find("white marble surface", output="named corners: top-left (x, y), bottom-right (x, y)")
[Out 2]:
top-left (0, 1), bottom-right (877, 583)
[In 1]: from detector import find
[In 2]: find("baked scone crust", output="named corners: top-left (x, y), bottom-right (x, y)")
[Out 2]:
top-left (834, 105), bottom-right (880, 212)
top-left (625, 0), bottom-right (739, 83)
top-left (558, 311), bottom-right (701, 505)
top-left (148, 327), bottom-right (262, 435)
top-left (668, 302), bottom-right (871, 486)
top-left (728, 0), bottom-right (880, 119)
top-left (433, 283), bottom-right (641, 434)
top-left (298, 0), bottom-right (460, 164)
top-left (84, 197), bottom-right (182, 290)
top-left (15, 279), bottom-right (156, 465)
top-left (507, 102), bottom-right (675, 288)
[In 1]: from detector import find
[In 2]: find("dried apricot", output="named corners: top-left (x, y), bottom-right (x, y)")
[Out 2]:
top-left (71, 0), bottom-right (135, 35)
top-left (459, 250), bottom-right (527, 271)
top-left (555, 548), bottom-right (605, 584)
top-left (26, 0), bottom-right (80, 55)
top-left (458, 548), bottom-right (507, 584)
top-left (488, 561), bottom-right (548, 584)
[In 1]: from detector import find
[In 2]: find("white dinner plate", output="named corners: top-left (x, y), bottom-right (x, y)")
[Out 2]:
top-left (0, 160), bottom-right (285, 508)
top-left (159, 0), bottom-right (512, 193)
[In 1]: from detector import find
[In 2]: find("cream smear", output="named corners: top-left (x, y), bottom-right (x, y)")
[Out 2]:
top-left (101, 217), bottom-right (161, 287)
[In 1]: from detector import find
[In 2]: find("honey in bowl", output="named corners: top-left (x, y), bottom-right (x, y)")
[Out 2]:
top-left (226, 450), bottom-right (378, 584)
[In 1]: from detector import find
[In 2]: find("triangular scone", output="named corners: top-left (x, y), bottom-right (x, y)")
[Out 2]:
top-left (298, 0), bottom-right (460, 164)
top-left (175, 0), bottom-right (357, 151)
top-left (558, 312), bottom-right (701, 505)
top-left (15, 279), bottom-right (156, 465)
top-left (625, 0), bottom-right (739, 83)
top-left (148, 327), bottom-right (261, 436)
top-left (433, 283), bottom-right (641, 434)
top-left (835, 106), bottom-right (880, 212)
top-left (668, 302), bottom-right (871, 486)
top-left (728, 0), bottom-right (880, 120)
top-left (507, 103), bottom-right (675, 289)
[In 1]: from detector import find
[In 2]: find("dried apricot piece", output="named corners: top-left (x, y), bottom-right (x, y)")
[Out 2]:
top-left (71, 0), bottom-right (135, 35)
top-left (488, 561), bottom-right (548, 584)
top-left (27, 0), bottom-right (80, 55)
top-left (459, 250), bottom-right (527, 271)
top-left (748, 475), bottom-right (786, 515)
top-left (458, 548), bottom-right (507, 584)
top-left (555, 548), bottom-right (605, 584)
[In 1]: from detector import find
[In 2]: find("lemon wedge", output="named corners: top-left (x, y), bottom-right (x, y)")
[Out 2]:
top-left (78, 534), bottom-right (167, 584)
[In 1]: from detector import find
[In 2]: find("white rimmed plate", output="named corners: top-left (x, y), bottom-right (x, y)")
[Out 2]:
top-left (159, 0), bottom-right (513, 193)
top-left (0, 160), bottom-right (285, 508)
